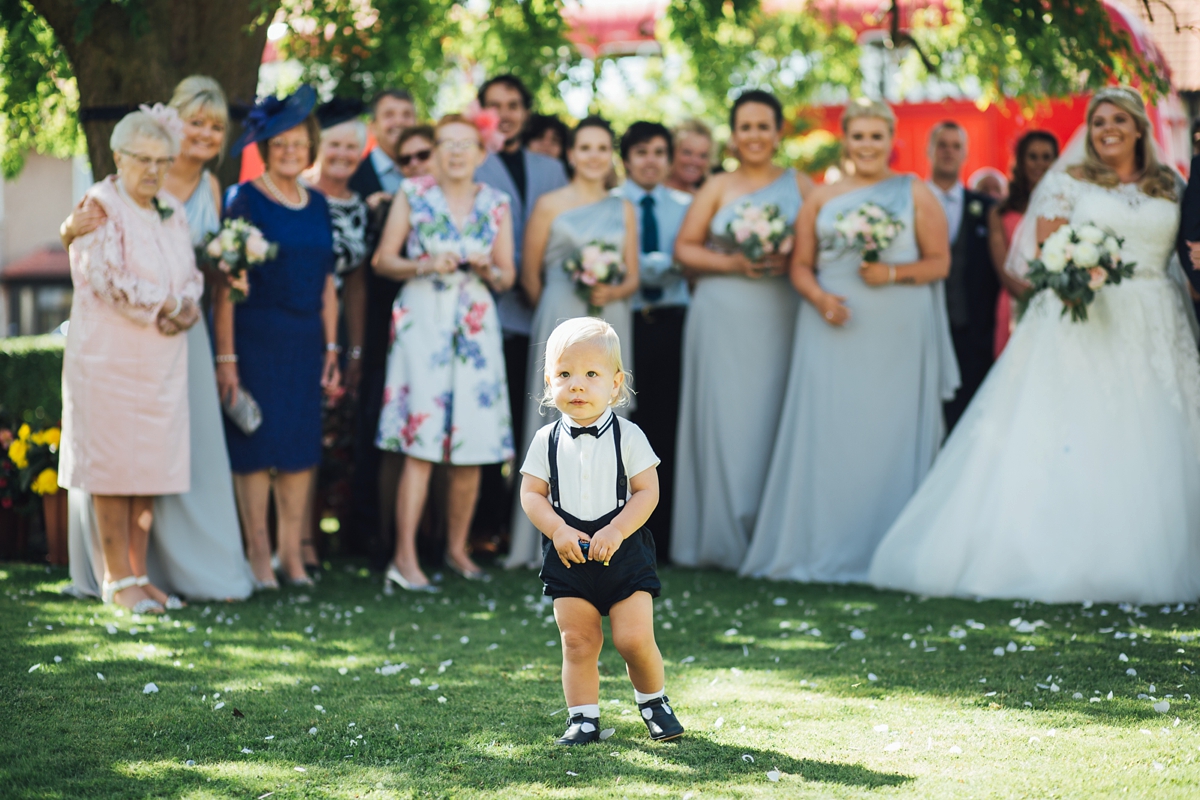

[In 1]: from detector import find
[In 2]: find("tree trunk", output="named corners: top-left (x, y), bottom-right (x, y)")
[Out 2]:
top-left (28, 0), bottom-right (279, 187)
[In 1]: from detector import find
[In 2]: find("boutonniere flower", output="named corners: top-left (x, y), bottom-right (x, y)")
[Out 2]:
top-left (152, 196), bottom-right (174, 222)
top-left (968, 199), bottom-right (984, 218)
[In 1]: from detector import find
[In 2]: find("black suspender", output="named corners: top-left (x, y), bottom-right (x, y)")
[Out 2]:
top-left (547, 416), bottom-right (627, 511)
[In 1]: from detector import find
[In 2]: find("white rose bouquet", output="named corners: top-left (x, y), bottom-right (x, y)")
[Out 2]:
top-left (835, 201), bottom-right (905, 262)
top-left (200, 218), bottom-right (278, 303)
top-left (564, 241), bottom-right (625, 317)
top-left (1021, 223), bottom-right (1135, 323)
top-left (726, 202), bottom-right (794, 263)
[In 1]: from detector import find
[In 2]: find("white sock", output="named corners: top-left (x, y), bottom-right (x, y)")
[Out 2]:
top-left (568, 704), bottom-right (600, 719)
top-left (634, 687), bottom-right (664, 704)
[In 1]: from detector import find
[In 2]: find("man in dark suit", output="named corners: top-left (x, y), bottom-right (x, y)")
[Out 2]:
top-left (1175, 121), bottom-right (1200, 305)
top-left (472, 74), bottom-right (568, 543)
top-left (346, 88), bottom-right (417, 567)
top-left (927, 121), bottom-right (1000, 432)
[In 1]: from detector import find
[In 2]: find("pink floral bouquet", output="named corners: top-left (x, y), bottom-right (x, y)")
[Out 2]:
top-left (834, 202), bottom-right (904, 262)
top-left (201, 218), bottom-right (278, 303)
top-left (1021, 223), bottom-right (1135, 323)
top-left (726, 202), bottom-right (794, 263)
top-left (564, 241), bottom-right (624, 317)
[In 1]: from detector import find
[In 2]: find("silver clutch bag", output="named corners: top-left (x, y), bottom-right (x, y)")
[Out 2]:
top-left (221, 386), bottom-right (263, 435)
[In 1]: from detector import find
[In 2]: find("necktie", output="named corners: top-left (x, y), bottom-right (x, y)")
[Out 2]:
top-left (640, 194), bottom-right (663, 303)
top-left (569, 425), bottom-right (600, 439)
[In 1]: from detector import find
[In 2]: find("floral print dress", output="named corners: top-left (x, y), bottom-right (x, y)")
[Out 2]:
top-left (376, 175), bottom-right (514, 464)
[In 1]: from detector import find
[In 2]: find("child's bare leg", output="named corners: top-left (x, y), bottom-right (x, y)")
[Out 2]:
top-left (554, 597), bottom-right (604, 706)
top-left (609, 592), bottom-right (664, 693)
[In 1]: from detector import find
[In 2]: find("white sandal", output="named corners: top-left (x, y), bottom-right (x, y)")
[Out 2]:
top-left (135, 575), bottom-right (184, 610)
top-left (101, 575), bottom-right (164, 615)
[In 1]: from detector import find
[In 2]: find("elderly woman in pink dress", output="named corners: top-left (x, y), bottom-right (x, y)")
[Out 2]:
top-left (59, 107), bottom-right (203, 614)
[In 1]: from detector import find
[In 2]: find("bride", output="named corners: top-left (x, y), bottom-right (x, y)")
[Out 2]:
top-left (869, 87), bottom-right (1200, 604)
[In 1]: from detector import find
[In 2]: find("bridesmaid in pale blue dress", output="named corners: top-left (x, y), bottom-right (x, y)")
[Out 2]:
top-left (65, 76), bottom-right (253, 601)
top-left (740, 99), bottom-right (959, 584)
top-left (670, 90), bottom-right (813, 570)
top-left (504, 116), bottom-right (640, 568)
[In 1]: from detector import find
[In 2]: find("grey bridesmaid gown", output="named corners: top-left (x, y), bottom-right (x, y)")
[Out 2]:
top-left (504, 196), bottom-right (633, 568)
top-left (739, 174), bottom-right (959, 583)
top-left (68, 172), bottom-right (254, 600)
top-left (670, 170), bottom-right (802, 569)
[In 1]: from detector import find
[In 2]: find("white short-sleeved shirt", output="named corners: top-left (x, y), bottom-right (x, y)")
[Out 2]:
top-left (521, 409), bottom-right (660, 521)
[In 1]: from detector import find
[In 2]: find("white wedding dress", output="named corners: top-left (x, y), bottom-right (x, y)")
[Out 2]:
top-left (869, 171), bottom-right (1200, 604)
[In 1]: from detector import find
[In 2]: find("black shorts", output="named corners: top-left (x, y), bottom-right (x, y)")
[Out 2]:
top-left (539, 528), bottom-right (661, 616)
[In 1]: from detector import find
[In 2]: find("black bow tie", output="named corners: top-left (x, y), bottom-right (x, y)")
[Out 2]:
top-left (569, 425), bottom-right (600, 439)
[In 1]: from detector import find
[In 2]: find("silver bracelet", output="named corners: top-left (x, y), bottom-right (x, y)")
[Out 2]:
top-left (326, 343), bottom-right (342, 354)
top-left (215, 354), bottom-right (238, 364)
top-left (349, 346), bottom-right (363, 360)
top-left (166, 296), bottom-right (183, 319)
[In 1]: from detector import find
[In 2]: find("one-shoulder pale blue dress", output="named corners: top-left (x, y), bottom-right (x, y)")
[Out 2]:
top-left (740, 174), bottom-right (959, 583)
top-left (670, 170), bottom-right (802, 569)
top-left (505, 196), bottom-right (633, 568)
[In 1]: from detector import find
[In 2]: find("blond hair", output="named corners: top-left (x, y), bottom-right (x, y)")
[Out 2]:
top-left (1069, 86), bottom-right (1177, 202)
top-left (673, 118), bottom-right (713, 148)
top-left (540, 317), bottom-right (633, 410)
top-left (169, 76), bottom-right (228, 163)
top-left (841, 97), bottom-right (896, 135)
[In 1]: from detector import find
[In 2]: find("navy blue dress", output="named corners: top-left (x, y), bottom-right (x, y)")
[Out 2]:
top-left (223, 182), bottom-right (334, 473)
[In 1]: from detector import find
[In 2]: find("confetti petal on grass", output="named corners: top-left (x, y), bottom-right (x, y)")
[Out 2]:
top-left (309, 727), bottom-right (318, 735)
top-left (874, 724), bottom-right (889, 732)
top-left (1154, 701), bottom-right (1171, 713)
top-left (714, 717), bottom-right (724, 729)
top-left (546, 640), bottom-right (557, 647)
top-left (1073, 693), bottom-right (1084, 699)
top-left (28, 664), bottom-right (41, 673)
top-left (97, 673), bottom-right (105, 681)
top-left (214, 702), bottom-right (225, 710)
top-left (850, 629), bottom-right (866, 640)
top-left (437, 696), bottom-right (447, 703)
top-left (53, 656), bottom-right (62, 663)
top-left (884, 742), bottom-right (903, 752)
top-left (949, 746), bottom-right (963, 754)
top-left (264, 735), bottom-right (274, 740)
top-left (410, 678), bottom-right (421, 686)
top-left (240, 748), bottom-right (253, 754)
top-left (566, 771), bottom-right (578, 776)
top-left (1127, 669), bottom-right (1138, 677)
top-left (1006, 642), bottom-right (1018, 653)
top-left (868, 673), bottom-right (878, 681)
top-left (742, 754), bottom-right (755, 762)
top-left (724, 628), bottom-right (739, 637)
top-left (338, 667), bottom-right (348, 675)
top-left (993, 647), bottom-right (1005, 657)
top-left (294, 766), bottom-right (306, 772)
top-left (680, 655), bottom-right (695, 664)
top-left (767, 769), bottom-right (781, 781)
top-left (143, 683), bottom-right (159, 694)
top-left (599, 728), bottom-right (615, 740)
top-left (311, 685), bottom-right (320, 692)
top-left (773, 597), bottom-right (787, 606)
top-left (1119, 653), bottom-right (1129, 662)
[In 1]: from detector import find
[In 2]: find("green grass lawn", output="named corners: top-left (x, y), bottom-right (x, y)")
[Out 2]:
top-left (2, 560), bottom-right (1199, 799)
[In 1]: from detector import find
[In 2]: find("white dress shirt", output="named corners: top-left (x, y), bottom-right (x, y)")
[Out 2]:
top-left (521, 409), bottom-right (660, 522)
top-left (370, 148), bottom-right (403, 195)
top-left (929, 181), bottom-right (965, 246)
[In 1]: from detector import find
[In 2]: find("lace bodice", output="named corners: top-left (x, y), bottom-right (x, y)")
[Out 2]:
top-left (1031, 172), bottom-right (1179, 279)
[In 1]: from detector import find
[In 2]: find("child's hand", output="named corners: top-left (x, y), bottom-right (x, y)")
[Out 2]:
top-left (552, 526), bottom-right (590, 568)
top-left (588, 525), bottom-right (624, 565)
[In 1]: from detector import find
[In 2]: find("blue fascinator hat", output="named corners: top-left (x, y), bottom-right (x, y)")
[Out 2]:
top-left (232, 84), bottom-right (318, 153)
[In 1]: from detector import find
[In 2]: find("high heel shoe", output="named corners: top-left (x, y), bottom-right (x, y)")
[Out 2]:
top-left (102, 576), bottom-right (164, 615)
top-left (252, 576), bottom-right (280, 591)
top-left (445, 560), bottom-right (491, 582)
top-left (385, 564), bottom-right (440, 593)
top-left (136, 575), bottom-right (185, 610)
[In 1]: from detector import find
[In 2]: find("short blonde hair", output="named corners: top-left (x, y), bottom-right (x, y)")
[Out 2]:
top-left (674, 118), bottom-right (713, 148)
top-left (169, 75), bottom-right (228, 162)
top-left (841, 97), bottom-right (896, 135)
top-left (540, 317), bottom-right (633, 409)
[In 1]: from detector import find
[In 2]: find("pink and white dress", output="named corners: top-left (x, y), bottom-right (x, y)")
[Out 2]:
top-left (59, 175), bottom-right (203, 495)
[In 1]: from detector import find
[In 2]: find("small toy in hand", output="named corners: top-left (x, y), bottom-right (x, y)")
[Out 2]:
top-left (578, 539), bottom-right (610, 566)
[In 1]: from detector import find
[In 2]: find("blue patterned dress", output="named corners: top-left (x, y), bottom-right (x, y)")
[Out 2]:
top-left (376, 176), bottom-right (514, 465)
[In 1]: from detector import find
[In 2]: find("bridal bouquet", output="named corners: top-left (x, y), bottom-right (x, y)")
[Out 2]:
top-left (200, 219), bottom-right (278, 302)
top-left (726, 202), bottom-right (794, 262)
top-left (564, 241), bottom-right (624, 316)
top-left (835, 202), bottom-right (905, 262)
top-left (1022, 223), bottom-right (1135, 323)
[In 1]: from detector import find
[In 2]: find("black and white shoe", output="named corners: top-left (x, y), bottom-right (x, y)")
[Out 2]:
top-left (555, 714), bottom-right (601, 746)
top-left (638, 695), bottom-right (684, 741)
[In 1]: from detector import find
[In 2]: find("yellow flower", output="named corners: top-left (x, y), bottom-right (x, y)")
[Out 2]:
top-left (31, 468), bottom-right (59, 495)
top-left (17, 424), bottom-right (31, 442)
top-left (43, 427), bottom-right (61, 448)
top-left (7, 439), bottom-right (28, 469)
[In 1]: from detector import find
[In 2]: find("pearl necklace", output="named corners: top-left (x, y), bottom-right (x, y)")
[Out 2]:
top-left (261, 171), bottom-right (308, 210)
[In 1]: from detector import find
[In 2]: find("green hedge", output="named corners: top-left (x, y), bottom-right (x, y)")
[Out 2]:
top-left (0, 336), bottom-right (64, 424)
